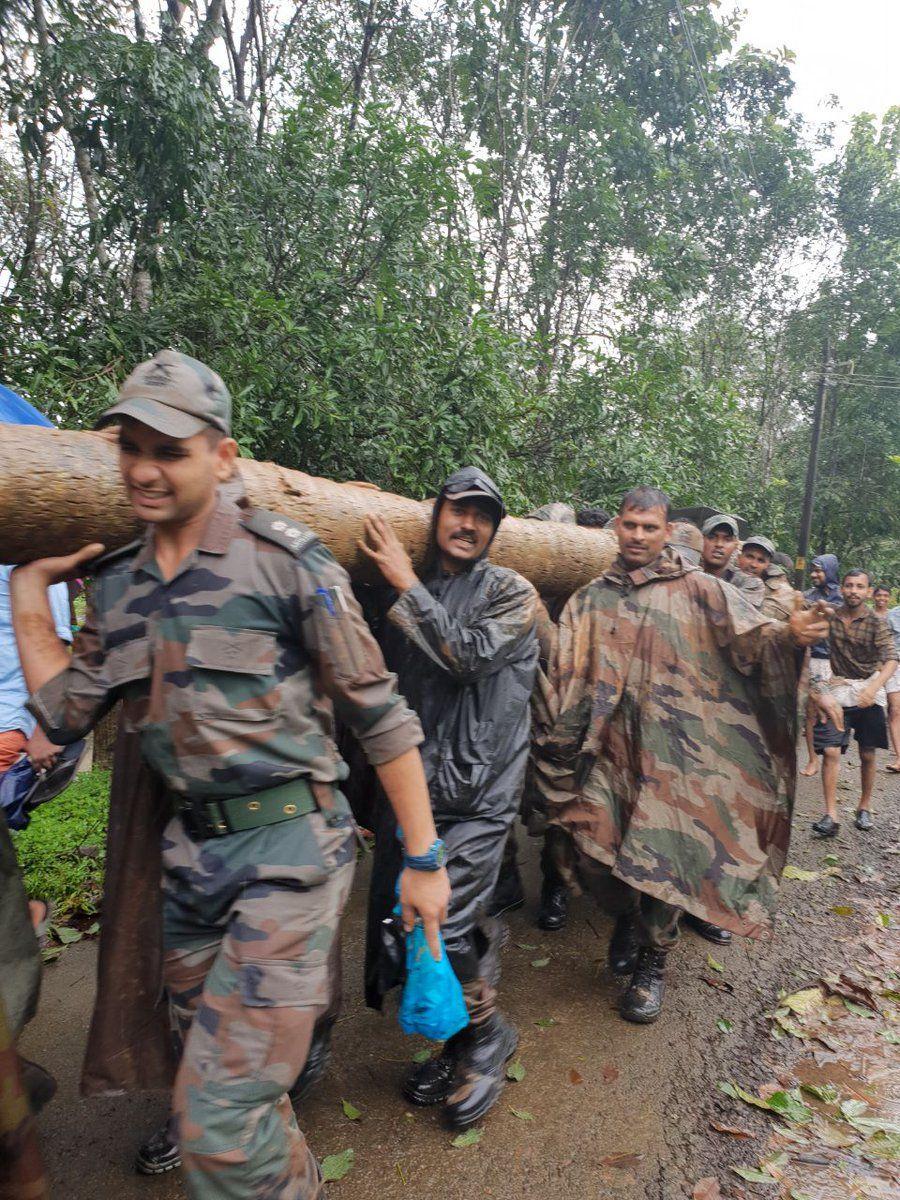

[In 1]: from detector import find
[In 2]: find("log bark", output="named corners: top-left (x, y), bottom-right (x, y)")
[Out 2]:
top-left (0, 425), bottom-right (616, 596)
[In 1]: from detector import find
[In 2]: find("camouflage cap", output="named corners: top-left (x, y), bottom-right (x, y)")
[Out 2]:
top-left (669, 520), bottom-right (703, 565)
top-left (97, 349), bottom-right (232, 438)
top-left (701, 513), bottom-right (739, 538)
top-left (742, 534), bottom-right (775, 559)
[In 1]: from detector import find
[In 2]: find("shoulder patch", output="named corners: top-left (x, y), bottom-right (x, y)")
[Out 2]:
top-left (242, 507), bottom-right (320, 558)
top-left (91, 538), bottom-right (143, 573)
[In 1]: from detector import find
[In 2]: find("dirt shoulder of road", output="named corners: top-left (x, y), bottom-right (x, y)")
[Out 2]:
top-left (20, 765), bottom-right (898, 1200)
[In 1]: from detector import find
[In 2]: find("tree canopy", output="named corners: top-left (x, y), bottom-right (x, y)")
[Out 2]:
top-left (1, 0), bottom-right (897, 574)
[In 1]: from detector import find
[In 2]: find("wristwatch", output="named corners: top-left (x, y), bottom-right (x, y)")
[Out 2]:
top-left (403, 838), bottom-right (446, 872)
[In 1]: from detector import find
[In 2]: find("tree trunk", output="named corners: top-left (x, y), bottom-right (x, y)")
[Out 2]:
top-left (0, 426), bottom-right (615, 597)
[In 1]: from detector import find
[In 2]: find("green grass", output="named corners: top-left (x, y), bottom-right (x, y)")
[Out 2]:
top-left (12, 768), bottom-right (110, 918)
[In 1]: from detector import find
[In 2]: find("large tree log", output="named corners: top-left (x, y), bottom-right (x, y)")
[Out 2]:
top-left (0, 425), bottom-right (616, 596)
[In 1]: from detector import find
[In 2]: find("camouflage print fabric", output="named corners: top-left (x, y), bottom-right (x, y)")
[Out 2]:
top-left (549, 829), bottom-right (681, 950)
top-left (162, 801), bottom-right (356, 1200)
top-left (759, 565), bottom-right (798, 621)
top-left (533, 547), bottom-right (803, 939)
top-left (30, 488), bottom-right (423, 797)
top-left (716, 566), bottom-right (765, 610)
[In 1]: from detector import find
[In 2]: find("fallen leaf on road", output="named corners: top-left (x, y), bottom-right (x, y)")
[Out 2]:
top-left (716, 1018), bottom-right (733, 1034)
top-left (411, 1049), bottom-right (431, 1064)
top-left (506, 1061), bottom-right (525, 1082)
top-left (321, 1150), bottom-right (355, 1181)
top-left (340, 1099), bottom-right (361, 1121)
top-left (52, 925), bottom-right (82, 945)
top-left (878, 1028), bottom-right (900, 1045)
top-left (517, 942), bottom-right (538, 950)
top-left (569, 1068), bottom-right (583, 1085)
top-left (780, 987), bottom-right (824, 1016)
top-left (842, 998), bottom-right (876, 1019)
top-left (701, 976), bottom-right (734, 993)
top-left (821, 973), bottom-right (879, 1011)
top-left (782, 866), bottom-right (819, 881)
top-left (709, 1121), bottom-right (754, 1138)
top-left (600, 1153), bottom-right (643, 1168)
top-left (602, 1064), bottom-right (619, 1083)
top-left (707, 953), bottom-right (725, 973)
top-left (534, 1017), bottom-right (557, 1028)
top-left (692, 1179), bottom-right (721, 1200)
top-left (451, 1128), bottom-right (483, 1149)
top-left (718, 1082), bottom-right (812, 1123)
top-left (876, 913), bottom-right (892, 927)
top-left (508, 1107), bottom-right (533, 1121)
top-left (732, 1165), bottom-right (778, 1183)
top-left (831, 905), bottom-right (855, 916)
top-left (531, 957), bottom-right (550, 968)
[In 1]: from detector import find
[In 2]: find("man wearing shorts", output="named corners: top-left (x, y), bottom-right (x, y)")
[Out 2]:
top-left (811, 570), bottom-right (897, 836)
top-left (877, 590), bottom-right (900, 773)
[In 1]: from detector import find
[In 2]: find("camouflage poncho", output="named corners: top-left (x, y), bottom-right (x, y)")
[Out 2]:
top-left (533, 548), bottom-right (802, 938)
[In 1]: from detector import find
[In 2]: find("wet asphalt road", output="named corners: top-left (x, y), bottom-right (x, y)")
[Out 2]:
top-left (20, 761), bottom-right (899, 1199)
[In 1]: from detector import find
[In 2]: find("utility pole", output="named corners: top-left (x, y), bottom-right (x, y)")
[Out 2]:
top-left (794, 337), bottom-right (831, 588)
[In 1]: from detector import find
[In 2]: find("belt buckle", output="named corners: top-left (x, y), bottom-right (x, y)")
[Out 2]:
top-left (181, 804), bottom-right (220, 840)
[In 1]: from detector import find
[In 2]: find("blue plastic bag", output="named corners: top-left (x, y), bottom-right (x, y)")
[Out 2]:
top-left (398, 914), bottom-right (469, 1042)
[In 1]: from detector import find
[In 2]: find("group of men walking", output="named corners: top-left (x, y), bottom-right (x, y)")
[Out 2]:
top-left (2, 350), bottom-right (896, 1200)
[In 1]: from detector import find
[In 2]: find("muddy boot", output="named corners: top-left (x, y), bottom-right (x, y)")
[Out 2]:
top-left (608, 912), bottom-right (640, 975)
top-left (401, 1033), bottom-right (465, 1106)
top-left (536, 881), bottom-right (568, 931)
top-left (445, 982), bottom-right (518, 1129)
top-left (289, 1018), bottom-right (334, 1105)
top-left (620, 948), bottom-right (668, 1024)
top-left (682, 913), bottom-right (732, 946)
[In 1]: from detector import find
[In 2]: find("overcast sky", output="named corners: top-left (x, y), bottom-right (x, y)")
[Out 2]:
top-left (737, 1), bottom-right (900, 131)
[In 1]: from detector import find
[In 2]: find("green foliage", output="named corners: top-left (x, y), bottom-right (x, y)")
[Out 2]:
top-left (0, 1), bottom-right (896, 566)
top-left (13, 770), bottom-right (110, 918)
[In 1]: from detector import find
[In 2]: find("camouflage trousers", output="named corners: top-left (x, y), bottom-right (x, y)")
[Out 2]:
top-left (549, 828), bottom-right (681, 950)
top-left (161, 800), bottom-right (356, 1200)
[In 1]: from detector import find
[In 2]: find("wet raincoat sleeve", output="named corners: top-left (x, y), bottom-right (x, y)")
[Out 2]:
top-left (531, 588), bottom-right (594, 804)
top-left (386, 573), bottom-right (538, 683)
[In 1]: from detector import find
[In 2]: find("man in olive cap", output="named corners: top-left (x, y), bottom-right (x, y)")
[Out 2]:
top-left (738, 534), bottom-right (797, 620)
top-left (700, 515), bottom-right (764, 608)
top-left (11, 349), bottom-right (450, 1200)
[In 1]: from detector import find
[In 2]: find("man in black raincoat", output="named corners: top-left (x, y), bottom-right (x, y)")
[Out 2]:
top-left (360, 467), bottom-right (538, 1129)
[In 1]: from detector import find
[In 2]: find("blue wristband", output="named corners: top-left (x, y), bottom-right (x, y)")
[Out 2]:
top-left (403, 838), bottom-right (446, 872)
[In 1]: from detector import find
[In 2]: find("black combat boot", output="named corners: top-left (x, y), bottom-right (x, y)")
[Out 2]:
top-left (682, 912), bottom-right (732, 946)
top-left (444, 982), bottom-right (518, 1129)
top-left (620, 948), bottom-right (668, 1024)
top-left (401, 1032), bottom-right (465, 1106)
top-left (488, 830), bottom-right (525, 917)
top-left (536, 881), bottom-right (568, 931)
top-left (289, 1018), bottom-right (335, 1105)
top-left (608, 912), bottom-right (640, 975)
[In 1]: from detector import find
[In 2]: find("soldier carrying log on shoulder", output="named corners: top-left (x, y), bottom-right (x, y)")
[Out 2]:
top-left (532, 486), bottom-right (830, 1024)
top-left (9, 350), bottom-right (449, 1200)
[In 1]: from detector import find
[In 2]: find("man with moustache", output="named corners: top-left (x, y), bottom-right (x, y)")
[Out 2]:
top-left (10, 350), bottom-right (449, 1200)
top-left (811, 569), bottom-right (897, 836)
top-left (360, 468), bottom-right (538, 1129)
top-left (533, 486), bottom-right (830, 1024)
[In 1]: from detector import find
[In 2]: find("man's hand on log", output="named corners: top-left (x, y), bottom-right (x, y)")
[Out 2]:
top-left (15, 542), bottom-right (106, 586)
top-left (358, 515), bottom-right (419, 592)
top-left (789, 594), bottom-right (832, 647)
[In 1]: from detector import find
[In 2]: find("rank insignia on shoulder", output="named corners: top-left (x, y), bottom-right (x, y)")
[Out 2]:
top-left (242, 508), bottom-right (318, 557)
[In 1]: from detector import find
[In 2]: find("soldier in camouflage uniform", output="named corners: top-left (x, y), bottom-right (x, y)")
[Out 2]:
top-left (533, 487), bottom-right (829, 1023)
top-left (10, 350), bottom-right (450, 1200)
top-left (737, 534), bottom-right (798, 620)
top-left (700, 514), bottom-right (765, 608)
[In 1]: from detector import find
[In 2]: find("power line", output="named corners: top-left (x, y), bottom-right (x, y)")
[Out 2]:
top-left (671, 0), bottom-right (744, 213)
